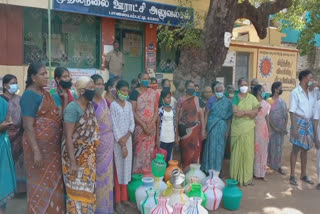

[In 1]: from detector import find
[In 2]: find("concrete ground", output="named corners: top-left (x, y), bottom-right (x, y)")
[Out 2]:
top-left (6, 135), bottom-right (320, 214)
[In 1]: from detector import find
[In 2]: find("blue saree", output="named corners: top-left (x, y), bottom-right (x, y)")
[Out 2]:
top-left (202, 96), bottom-right (232, 172)
top-left (0, 96), bottom-right (16, 207)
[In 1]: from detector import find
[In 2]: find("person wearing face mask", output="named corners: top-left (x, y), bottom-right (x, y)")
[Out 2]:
top-left (252, 85), bottom-right (271, 181)
top-left (20, 63), bottom-right (65, 213)
top-left (204, 81), bottom-right (221, 127)
top-left (201, 83), bottom-right (232, 173)
top-left (200, 86), bottom-right (213, 107)
top-left (51, 67), bottom-right (76, 115)
top-left (130, 72), bottom-right (158, 174)
top-left (230, 78), bottom-right (261, 186)
top-left (159, 79), bottom-right (177, 109)
top-left (0, 78), bottom-right (17, 214)
top-left (104, 76), bottom-right (121, 107)
top-left (111, 80), bottom-right (135, 213)
top-left (130, 79), bottom-right (139, 94)
top-left (156, 89), bottom-right (178, 164)
top-left (250, 78), bottom-right (259, 93)
top-left (177, 80), bottom-right (206, 169)
top-left (226, 85), bottom-right (236, 100)
top-left (62, 76), bottom-right (99, 213)
top-left (266, 82), bottom-right (288, 175)
top-left (91, 74), bottom-right (114, 213)
top-left (1, 74), bottom-right (26, 194)
top-left (289, 69), bottom-right (320, 186)
top-left (194, 84), bottom-right (201, 97)
top-left (151, 77), bottom-right (161, 108)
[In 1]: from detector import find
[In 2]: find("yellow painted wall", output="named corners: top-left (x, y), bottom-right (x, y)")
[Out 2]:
top-left (0, 0), bottom-right (48, 9)
top-left (233, 25), bottom-right (286, 46)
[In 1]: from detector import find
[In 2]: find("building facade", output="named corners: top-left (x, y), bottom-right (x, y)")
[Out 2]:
top-left (0, 0), bottom-right (202, 91)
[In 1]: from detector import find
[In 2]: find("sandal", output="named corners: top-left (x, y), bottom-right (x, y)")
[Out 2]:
top-left (289, 176), bottom-right (298, 186)
top-left (300, 176), bottom-right (314, 185)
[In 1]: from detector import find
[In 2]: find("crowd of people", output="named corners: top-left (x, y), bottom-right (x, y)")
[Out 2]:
top-left (0, 63), bottom-right (320, 214)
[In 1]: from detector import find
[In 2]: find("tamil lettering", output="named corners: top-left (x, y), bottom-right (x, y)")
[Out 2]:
top-left (53, 0), bottom-right (193, 26)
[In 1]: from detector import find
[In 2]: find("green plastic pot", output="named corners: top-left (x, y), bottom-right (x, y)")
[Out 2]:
top-left (152, 153), bottom-right (167, 177)
top-left (127, 174), bottom-right (143, 203)
top-left (222, 179), bottom-right (243, 210)
top-left (186, 183), bottom-right (207, 207)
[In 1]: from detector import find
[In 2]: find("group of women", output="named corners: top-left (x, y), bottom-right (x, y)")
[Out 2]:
top-left (0, 61), bottom-right (289, 214)
top-left (206, 78), bottom-right (288, 186)
top-left (230, 79), bottom-right (288, 185)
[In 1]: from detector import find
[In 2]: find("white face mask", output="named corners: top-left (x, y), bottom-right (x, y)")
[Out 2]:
top-left (8, 84), bottom-right (19, 94)
top-left (240, 86), bottom-right (248, 94)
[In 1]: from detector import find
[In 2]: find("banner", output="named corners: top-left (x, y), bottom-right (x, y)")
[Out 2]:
top-left (53, 0), bottom-right (193, 26)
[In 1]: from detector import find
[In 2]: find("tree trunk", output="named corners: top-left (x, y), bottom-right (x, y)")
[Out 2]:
top-left (204, 0), bottom-right (239, 83)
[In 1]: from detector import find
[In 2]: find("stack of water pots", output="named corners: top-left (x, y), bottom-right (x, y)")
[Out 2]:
top-left (127, 154), bottom-right (243, 214)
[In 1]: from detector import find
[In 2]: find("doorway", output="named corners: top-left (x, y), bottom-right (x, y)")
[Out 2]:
top-left (116, 21), bottom-right (144, 82)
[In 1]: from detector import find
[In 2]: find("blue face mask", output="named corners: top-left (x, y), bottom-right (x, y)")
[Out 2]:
top-left (141, 80), bottom-right (150, 87)
top-left (8, 84), bottom-right (19, 94)
top-left (216, 92), bottom-right (224, 99)
top-left (163, 102), bottom-right (171, 108)
top-left (308, 81), bottom-right (313, 87)
top-left (261, 92), bottom-right (266, 98)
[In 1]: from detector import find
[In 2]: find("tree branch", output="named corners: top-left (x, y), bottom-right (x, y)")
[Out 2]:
top-left (236, 0), bottom-right (293, 39)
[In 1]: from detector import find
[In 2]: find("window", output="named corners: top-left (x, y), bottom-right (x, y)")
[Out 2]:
top-left (235, 52), bottom-right (250, 81)
top-left (23, 8), bottom-right (100, 68)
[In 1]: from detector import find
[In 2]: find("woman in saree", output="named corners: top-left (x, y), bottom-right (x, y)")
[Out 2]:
top-left (201, 83), bottom-right (232, 173)
top-left (231, 78), bottom-right (260, 186)
top-left (51, 67), bottom-right (76, 114)
top-left (62, 76), bottom-right (99, 214)
top-left (253, 85), bottom-right (271, 180)
top-left (267, 82), bottom-right (288, 174)
top-left (1, 74), bottom-right (26, 193)
top-left (111, 80), bottom-right (135, 214)
top-left (91, 74), bottom-right (113, 214)
top-left (130, 72), bottom-right (158, 174)
top-left (0, 96), bottom-right (16, 214)
top-left (20, 62), bottom-right (65, 213)
top-left (177, 80), bottom-right (206, 169)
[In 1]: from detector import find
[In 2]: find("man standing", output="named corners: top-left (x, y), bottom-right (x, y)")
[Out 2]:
top-left (104, 41), bottom-right (124, 78)
top-left (289, 69), bottom-right (317, 186)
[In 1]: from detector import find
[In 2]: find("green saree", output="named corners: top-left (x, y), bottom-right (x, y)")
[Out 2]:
top-left (230, 93), bottom-right (260, 186)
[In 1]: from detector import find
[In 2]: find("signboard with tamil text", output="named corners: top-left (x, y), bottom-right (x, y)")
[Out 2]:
top-left (256, 48), bottom-right (298, 104)
top-left (53, 0), bottom-right (193, 27)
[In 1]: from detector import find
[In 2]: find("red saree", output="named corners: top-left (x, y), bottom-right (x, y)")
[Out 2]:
top-left (132, 88), bottom-right (157, 174)
top-left (178, 96), bottom-right (202, 169)
top-left (22, 91), bottom-right (65, 214)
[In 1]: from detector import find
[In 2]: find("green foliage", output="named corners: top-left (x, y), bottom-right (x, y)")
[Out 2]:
top-left (157, 0), bottom-right (204, 51)
top-left (273, 0), bottom-right (320, 56)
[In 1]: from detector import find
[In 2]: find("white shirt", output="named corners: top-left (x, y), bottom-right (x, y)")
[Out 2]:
top-left (160, 109), bottom-right (175, 143)
top-left (289, 85), bottom-right (318, 119)
top-left (313, 100), bottom-right (320, 141)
